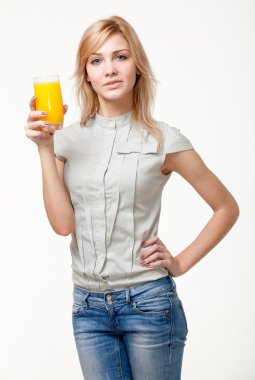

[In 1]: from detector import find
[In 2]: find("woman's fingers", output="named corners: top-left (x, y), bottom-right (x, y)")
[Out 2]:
top-left (26, 128), bottom-right (52, 139)
top-left (142, 243), bottom-right (165, 257)
top-left (141, 236), bottom-right (158, 247)
top-left (26, 120), bottom-right (51, 130)
top-left (139, 237), bottom-right (169, 266)
top-left (141, 251), bottom-right (163, 265)
top-left (26, 96), bottom-right (58, 146)
top-left (155, 237), bottom-right (166, 248)
top-left (141, 236), bottom-right (166, 248)
top-left (28, 95), bottom-right (49, 122)
top-left (140, 244), bottom-right (171, 266)
top-left (28, 96), bottom-right (68, 119)
top-left (29, 95), bottom-right (37, 111)
top-left (25, 122), bottom-right (57, 139)
top-left (27, 110), bottom-right (48, 122)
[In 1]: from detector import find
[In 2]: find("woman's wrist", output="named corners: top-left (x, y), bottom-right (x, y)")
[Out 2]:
top-left (167, 255), bottom-right (187, 278)
top-left (37, 140), bottom-right (54, 155)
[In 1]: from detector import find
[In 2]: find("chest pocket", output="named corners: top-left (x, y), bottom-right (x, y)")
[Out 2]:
top-left (115, 142), bottom-right (158, 154)
top-left (107, 142), bottom-right (159, 177)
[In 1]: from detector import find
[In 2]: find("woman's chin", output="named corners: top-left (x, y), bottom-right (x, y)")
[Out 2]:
top-left (100, 92), bottom-right (129, 102)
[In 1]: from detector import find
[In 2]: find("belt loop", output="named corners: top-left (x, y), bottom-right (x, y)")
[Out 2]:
top-left (84, 291), bottom-right (90, 306)
top-left (125, 288), bottom-right (130, 304)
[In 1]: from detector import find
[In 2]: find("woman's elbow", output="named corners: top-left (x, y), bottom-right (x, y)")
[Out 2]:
top-left (230, 197), bottom-right (240, 219)
top-left (56, 228), bottom-right (73, 236)
top-left (52, 218), bottom-right (75, 236)
top-left (224, 197), bottom-right (240, 224)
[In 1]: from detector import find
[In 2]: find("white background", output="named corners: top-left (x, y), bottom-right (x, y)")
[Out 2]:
top-left (0, 0), bottom-right (254, 379)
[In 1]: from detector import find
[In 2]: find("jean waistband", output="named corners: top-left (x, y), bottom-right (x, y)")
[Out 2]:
top-left (73, 275), bottom-right (176, 303)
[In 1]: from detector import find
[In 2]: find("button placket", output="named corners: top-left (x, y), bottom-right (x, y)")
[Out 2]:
top-left (92, 125), bottom-right (117, 278)
top-left (115, 127), bottom-right (144, 288)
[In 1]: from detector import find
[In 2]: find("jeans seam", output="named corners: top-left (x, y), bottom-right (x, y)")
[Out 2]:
top-left (116, 338), bottom-right (125, 380)
top-left (179, 301), bottom-right (189, 334)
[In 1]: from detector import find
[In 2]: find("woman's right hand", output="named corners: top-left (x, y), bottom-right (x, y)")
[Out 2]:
top-left (25, 96), bottom-right (68, 148)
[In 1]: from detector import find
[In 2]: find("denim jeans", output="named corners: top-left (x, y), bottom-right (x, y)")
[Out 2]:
top-left (72, 275), bottom-right (188, 380)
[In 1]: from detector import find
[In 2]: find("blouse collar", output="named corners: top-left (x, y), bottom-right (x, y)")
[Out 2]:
top-left (95, 110), bottom-right (133, 129)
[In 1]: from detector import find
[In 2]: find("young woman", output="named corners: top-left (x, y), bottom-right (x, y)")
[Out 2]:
top-left (25, 15), bottom-right (239, 380)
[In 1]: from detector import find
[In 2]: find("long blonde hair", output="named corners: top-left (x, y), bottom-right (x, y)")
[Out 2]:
top-left (74, 15), bottom-right (164, 151)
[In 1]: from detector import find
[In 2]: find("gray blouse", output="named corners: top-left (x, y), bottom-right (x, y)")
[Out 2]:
top-left (54, 111), bottom-right (194, 291)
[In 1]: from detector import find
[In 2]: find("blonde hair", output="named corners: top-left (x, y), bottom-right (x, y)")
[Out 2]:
top-left (74, 15), bottom-right (164, 151)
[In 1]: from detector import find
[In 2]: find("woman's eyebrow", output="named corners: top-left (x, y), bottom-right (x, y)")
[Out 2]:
top-left (90, 49), bottom-right (130, 56)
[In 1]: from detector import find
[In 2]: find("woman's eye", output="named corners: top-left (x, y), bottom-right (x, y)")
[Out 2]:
top-left (91, 58), bottom-right (101, 65)
top-left (90, 55), bottom-right (127, 65)
top-left (116, 55), bottom-right (127, 60)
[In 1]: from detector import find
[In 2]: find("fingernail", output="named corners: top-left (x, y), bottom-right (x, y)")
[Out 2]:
top-left (42, 111), bottom-right (47, 115)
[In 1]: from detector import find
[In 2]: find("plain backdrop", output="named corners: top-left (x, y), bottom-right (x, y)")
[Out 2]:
top-left (0, 0), bottom-right (254, 379)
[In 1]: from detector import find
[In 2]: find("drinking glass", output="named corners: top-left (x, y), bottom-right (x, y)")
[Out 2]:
top-left (33, 74), bottom-right (64, 130)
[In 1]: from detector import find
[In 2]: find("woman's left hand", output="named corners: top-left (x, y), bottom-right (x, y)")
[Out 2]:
top-left (139, 236), bottom-right (183, 277)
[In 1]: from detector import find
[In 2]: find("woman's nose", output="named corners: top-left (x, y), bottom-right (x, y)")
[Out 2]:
top-left (104, 61), bottom-right (118, 76)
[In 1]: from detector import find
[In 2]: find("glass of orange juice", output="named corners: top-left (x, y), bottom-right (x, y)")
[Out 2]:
top-left (33, 74), bottom-right (64, 131)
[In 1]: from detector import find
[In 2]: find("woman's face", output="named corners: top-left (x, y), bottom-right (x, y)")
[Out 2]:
top-left (86, 32), bottom-right (139, 104)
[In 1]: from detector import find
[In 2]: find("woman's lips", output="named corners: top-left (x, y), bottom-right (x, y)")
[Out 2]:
top-left (104, 80), bottom-right (122, 86)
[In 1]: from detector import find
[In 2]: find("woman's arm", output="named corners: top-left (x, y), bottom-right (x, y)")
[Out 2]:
top-left (140, 150), bottom-right (240, 276)
top-left (38, 144), bottom-right (75, 236)
top-left (25, 96), bottom-right (75, 236)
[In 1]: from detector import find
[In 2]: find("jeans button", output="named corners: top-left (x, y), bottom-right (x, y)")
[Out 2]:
top-left (106, 294), bottom-right (113, 304)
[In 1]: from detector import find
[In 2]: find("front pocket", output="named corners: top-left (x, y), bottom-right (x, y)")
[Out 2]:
top-left (72, 288), bottom-right (89, 315)
top-left (131, 294), bottom-right (172, 315)
top-left (72, 303), bottom-right (82, 314)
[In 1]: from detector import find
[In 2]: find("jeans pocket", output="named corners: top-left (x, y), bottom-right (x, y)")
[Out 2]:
top-left (131, 294), bottom-right (172, 315)
top-left (72, 288), bottom-right (89, 315)
top-left (72, 303), bottom-right (82, 314)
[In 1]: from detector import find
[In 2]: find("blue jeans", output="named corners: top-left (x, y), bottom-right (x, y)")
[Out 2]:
top-left (72, 275), bottom-right (188, 380)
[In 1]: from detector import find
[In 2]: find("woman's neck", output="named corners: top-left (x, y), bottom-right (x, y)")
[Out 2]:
top-left (97, 96), bottom-right (133, 118)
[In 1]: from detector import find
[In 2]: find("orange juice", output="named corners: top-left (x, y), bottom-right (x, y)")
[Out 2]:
top-left (33, 75), bottom-right (64, 130)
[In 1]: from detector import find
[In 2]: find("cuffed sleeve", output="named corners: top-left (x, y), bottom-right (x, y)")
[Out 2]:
top-left (160, 122), bottom-right (194, 154)
top-left (53, 129), bottom-right (67, 161)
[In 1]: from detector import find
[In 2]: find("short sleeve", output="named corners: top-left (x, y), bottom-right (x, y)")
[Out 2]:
top-left (53, 122), bottom-right (80, 162)
top-left (53, 129), bottom-right (67, 162)
top-left (160, 122), bottom-right (194, 154)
